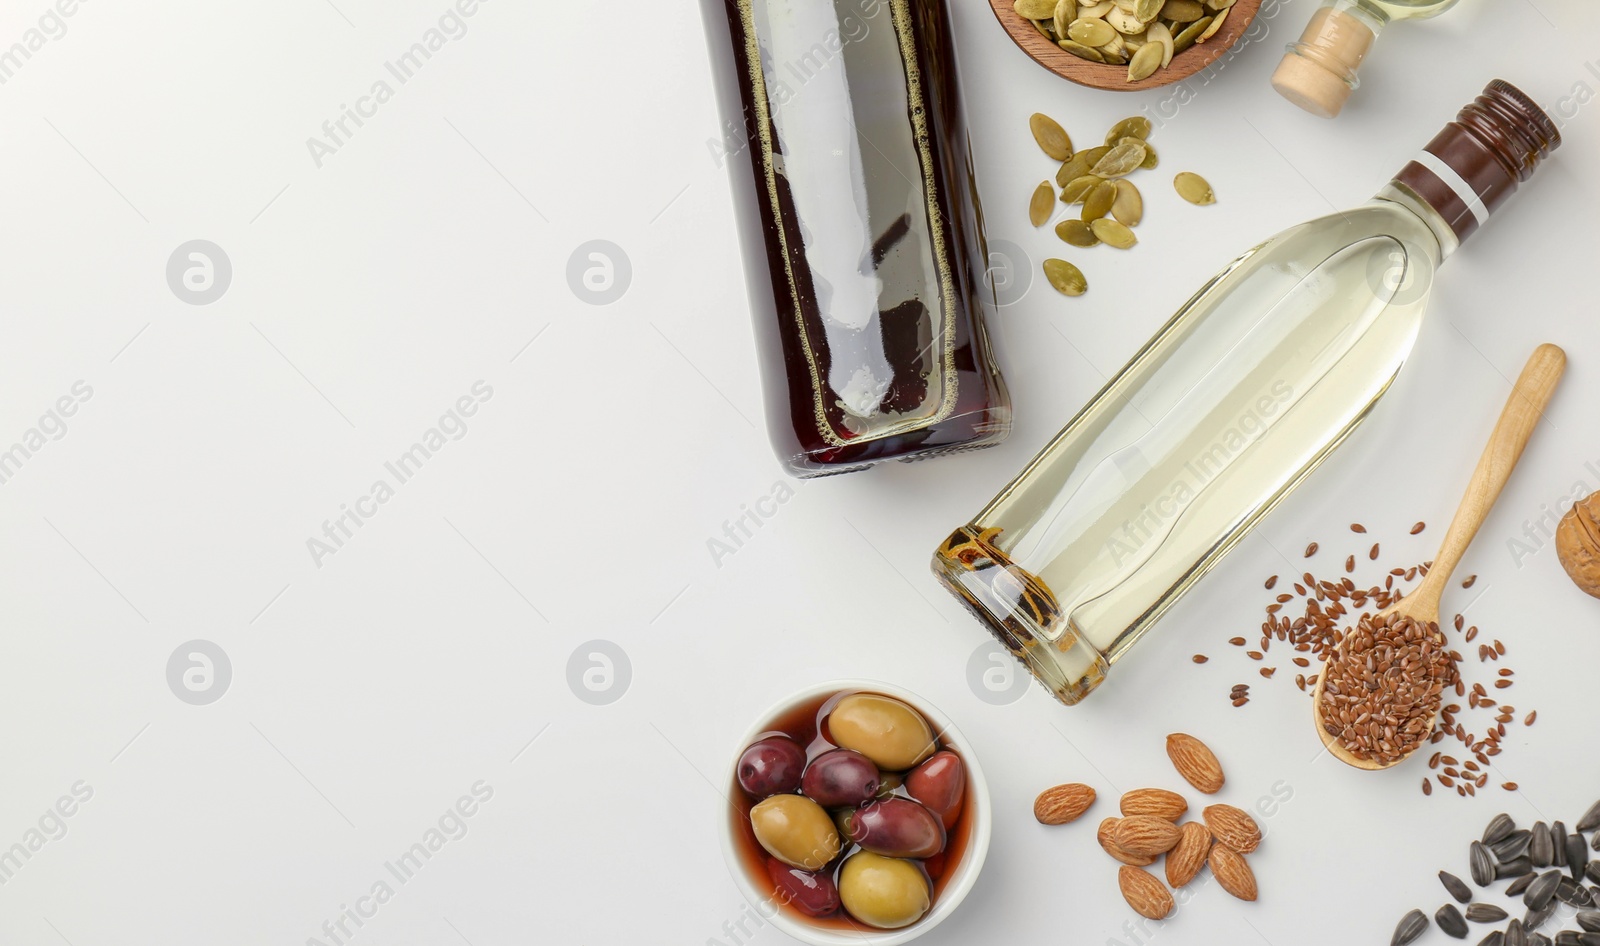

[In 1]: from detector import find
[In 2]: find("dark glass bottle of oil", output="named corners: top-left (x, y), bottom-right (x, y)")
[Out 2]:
top-left (700, 0), bottom-right (1011, 477)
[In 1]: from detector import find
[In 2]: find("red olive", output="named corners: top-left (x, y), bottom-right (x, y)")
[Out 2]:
top-left (801, 749), bottom-right (881, 808)
top-left (841, 797), bottom-right (945, 859)
top-left (738, 735), bottom-right (806, 798)
top-left (766, 859), bottom-right (840, 917)
top-left (905, 750), bottom-right (965, 829)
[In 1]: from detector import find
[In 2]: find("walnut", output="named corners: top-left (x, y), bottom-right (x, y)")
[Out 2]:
top-left (1556, 490), bottom-right (1600, 599)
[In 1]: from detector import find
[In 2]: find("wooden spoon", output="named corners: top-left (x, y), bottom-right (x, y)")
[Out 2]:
top-left (1312, 343), bottom-right (1566, 770)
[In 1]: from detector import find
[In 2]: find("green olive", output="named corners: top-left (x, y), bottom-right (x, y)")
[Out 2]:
top-left (838, 852), bottom-right (931, 929)
top-left (749, 794), bottom-right (840, 871)
top-left (827, 694), bottom-right (936, 771)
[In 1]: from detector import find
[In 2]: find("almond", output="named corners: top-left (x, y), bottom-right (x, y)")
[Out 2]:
top-left (1098, 818), bottom-right (1156, 866)
top-left (1110, 814), bottom-right (1183, 856)
top-left (1164, 820), bottom-right (1212, 888)
top-left (1209, 843), bottom-right (1258, 901)
top-left (1121, 787), bottom-right (1188, 821)
top-left (1202, 803), bottom-right (1262, 854)
top-left (1034, 783), bottom-right (1096, 825)
top-left (1166, 733), bottom-right (1225, 794)
top-left (1118, 865), bottom-right (1175, 920)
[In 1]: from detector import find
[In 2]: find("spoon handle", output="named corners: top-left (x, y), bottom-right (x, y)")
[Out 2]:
top-left (1413, 343), bottom-right (1566, 613)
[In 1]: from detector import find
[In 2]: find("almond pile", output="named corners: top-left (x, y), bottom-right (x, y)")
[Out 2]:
top-left (1033, 733), bottom-right (1263, 920)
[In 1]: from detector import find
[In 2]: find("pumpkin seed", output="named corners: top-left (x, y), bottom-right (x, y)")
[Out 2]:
top-left (1111, 179), bottom-right (1143, 226)
top-left (1043, 258), bottom-right (1087, 296)
top-left (1090, 217), bottom-right (1137, 248)
top-left (1104, 6), bottom-right (1144, 33)
top-left (1105, 116), bottom-right (1153, 144)
top-left (1099, 47), bottom-right (1128, 66)
top-left (1030, 113), bottom-right (1074, 161)
top-left (1069, 16), bottom-right (1116, 45)
top-left (1139, 139), bottom-right (1160, 169)
top-left (1058, 39), bottom-right (1107, 62)
top-left (1147, 20), bottom-right (1175, 67)
top-left (1174, 171), bottom-right (1215, 205)
top-left (1029, 181), bottom-right (1056, 227)
top-left (1059, 174), bottom-right (1103, 203)
top-left (1054, 0), bottom-right (1079, 39)
top-left (1081, 180), bottom-right (1117, 221)
top-left (1205, 0), bottom-right (1237, 8)
top-left (1196, 6), bottom-right (1229, 42)
top-left (1127, 41), bottom-right (1163, 81)
top-left (1055, 218), bottom-right (1100, 247)
top-left (1057, 146), bottom-right (1109, 186)
top-left (1163, 0), bottom-right (1205, 20)
top-left (1014, 0), bottom-right (1059, 19)
top-left (1172, 15), bottom-right (1211, 51)
top-left (1133, 0), bottom-right (1164, 21)
top-left (1091, 139), bottom-right (1147, 177)
top-left (1079, 0), bottom-right (1115, 14)
top-left (1031, 17), bottom-right (1055, 39)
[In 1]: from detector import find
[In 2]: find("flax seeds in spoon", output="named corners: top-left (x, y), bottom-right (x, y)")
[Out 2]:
top-left (1317, 612), bottom-right (1452, 766)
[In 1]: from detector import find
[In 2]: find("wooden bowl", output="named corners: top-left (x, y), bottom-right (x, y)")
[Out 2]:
top-left (988, 0), bottom-right (1264, 92)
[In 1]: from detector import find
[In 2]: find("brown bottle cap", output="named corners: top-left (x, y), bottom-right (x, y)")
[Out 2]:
top-left (1271, 7), bottom-right (1374, 119)
top-left (1393, 80), bottom-right (1561, 243)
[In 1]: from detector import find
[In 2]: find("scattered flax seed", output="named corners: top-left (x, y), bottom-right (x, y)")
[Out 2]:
top-left (1465, 627), bottom-right (1477, 642)
top-left (1292, 657), bottom-right (1310, 667)
top-left (1260, 667), bottom-right (1276, 679)
top-left (1192, 655), bottom-right (1209, 664)
top-left (1524, 711), bottom-right (1536, 725)
top-left (1232, 697), bottom-right (1249, 707)
top-left (1369, 543), bottom-right (1380, 560)
top-left (1410, 521), bottom-right (1426, 534)
top-left (1423, 779), bottom-right (1432, 795)
top-left (1229, 637), bottom-right (1246, 646)
top-left (1345, 554), bottom-right (1356, 573)
top-left (1246, 650), bottom-right (1263, 660)
top-left (1454, 614), bottom-right (1464, 631)
top-left (1295, 674), bottom-right (1306, 690)
top-left (1493, 640), bottom-right (1505, 655)
top-left (1351, 523), bottom-right (1367, 533)
top-left (1494, 680), bottom-right (1512, 689)
top-left (1502, 782), bottom-right (1518, 791)
top-left (1462, 575), bottom-right (1477, 589)
top-left (1305, 542), bottom-right (1319, 557)
top-left (1265, 575), bottom-right (1278, 589)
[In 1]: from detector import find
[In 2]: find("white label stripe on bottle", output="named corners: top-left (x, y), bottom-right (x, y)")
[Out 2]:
top-left (1415, 150), bottom-right (1489, 228)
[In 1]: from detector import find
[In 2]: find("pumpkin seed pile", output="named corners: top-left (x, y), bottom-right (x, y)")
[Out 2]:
top-left (1027, 112), bottom-right (1216, 298)
top-left (1011, 0), bottom-right (1237, 83)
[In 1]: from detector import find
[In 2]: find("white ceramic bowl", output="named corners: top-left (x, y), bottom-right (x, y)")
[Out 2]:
top-left (718, 679), bottom-right (992, 946)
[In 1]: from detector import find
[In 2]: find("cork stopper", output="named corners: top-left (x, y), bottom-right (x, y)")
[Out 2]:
top-left (1393, 80), bottom-right (1561, 243)
top-left (1271, 7), bottom-right (1375, 119)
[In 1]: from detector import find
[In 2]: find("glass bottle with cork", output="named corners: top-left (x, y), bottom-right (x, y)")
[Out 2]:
top-left (932, 81), bottom-right (1560, 706)
top-left (1273, 0), bottom-right (1462, 118)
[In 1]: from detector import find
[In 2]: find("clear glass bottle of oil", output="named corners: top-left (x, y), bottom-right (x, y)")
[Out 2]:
top-left (932, 81), bottom-right (1559, 706)
top-left (1273, 0), bottom-right (1462, 118)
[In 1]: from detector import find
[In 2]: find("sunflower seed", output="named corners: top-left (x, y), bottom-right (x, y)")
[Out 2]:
top-left (1393, 909), bottom-right (1430, 946)
top-left (1507, 920), bottom-right (1527, 946)
top-left (1589, 861), bottom-right (1600, 884)
top-left (1466, 904), bottom-right (1509, 922)
top-left (1485, 814), bottom-right (1517, 845)
top-left (1438, 904), bottom-right (1469, 939)
top-left (1531, 822), bottom-right (1554, 867)
top-left (1127, 41), bottom-right (1162, 81)
top-left (1090, 217), bottom-right (1137, 249)
top-left (1559, 877), bottom-right (1595, 908)
top-left (1499, 857), bottom-right (1534, 879)
top-left (1530, 935), bottom-right (1552, 946)
top-left (1054, 0), bottom-right (1079, 40)
top-left (1578, 912), bottom-right (1600, 933)
top-left (1172, 15), bottom-right (1211, 51)
top-left (1029, 181), bottom-right (1056, 227)
top-left (1554, 822), bottom-right (1570, 868)
top-left (1081, 181), bottom-right (1117, 221)
top-left (1494, 830), bottom-right (1534, 861)
top-left (1060, 175), bottom-right (1103, 204)
top-left (1526, 898), bottom-right (1557, 932)
top-left (1057, 146), bottom-right (1110, 187)
top-left (1526, 870), bottom-right (1562, 911)
top-left (1570, 835), bottom-right (1590, 881)
top-left (1579, 935), bottom-right (1600, 946)
top-left (1055, 218), bottom-right (1100, 247)
top-left (1558, 934), bottom-right (1582, 946)
top-left (1579, 800), bottom-right (1600, 833)
top-left (1104, 116), bottom-right (1152, 144)
top-left (1014, 0), bottom-right (1059, 18)
top-left (1068, 16), bottom-right (1116, 45)
top-left (1471, 841), bottom-right (1496, 886)
top-left (1091, 140), bottom-right (1147, 178)
top-left (1057, 38), bottom-right (1107, 62)
top-left (1174, 171), bottom-right (1215, 205)
top-left (1481, 933), bottom-right (1505, 946)
top-left (1441, 871), bottom-right (1474, 904)
top-left (1030, 114), bottom-right (1073, 162)
top-left (1111, 179), bottom-right (1143, 226)
top-left (1043, 258), bottom-right (1087, 296)
top-left (1507, 874), bottom-right (1536, 896)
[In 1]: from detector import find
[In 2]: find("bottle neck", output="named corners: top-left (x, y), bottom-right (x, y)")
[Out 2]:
top-left (1372, 182), bottom-right (1457, 265)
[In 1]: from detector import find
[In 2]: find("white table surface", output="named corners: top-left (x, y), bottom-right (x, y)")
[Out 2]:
top-left (1, 0), bottom-right (1597, 943)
